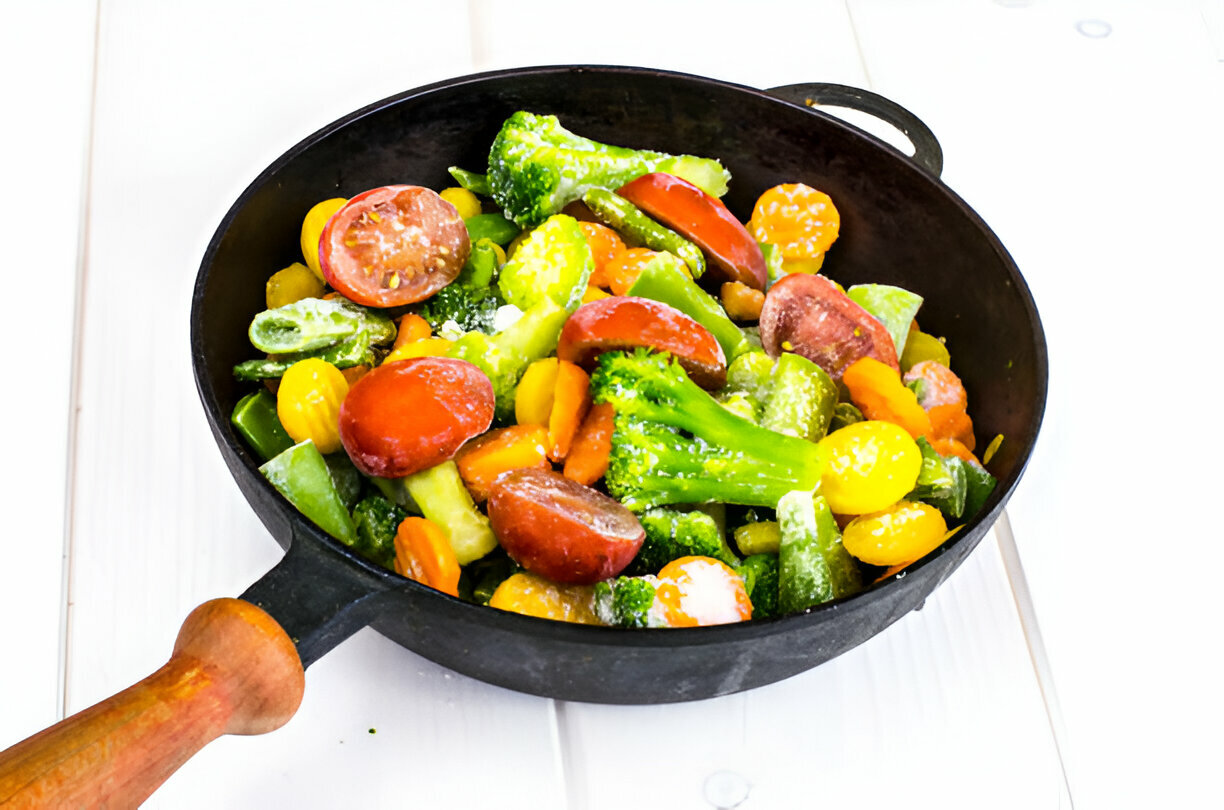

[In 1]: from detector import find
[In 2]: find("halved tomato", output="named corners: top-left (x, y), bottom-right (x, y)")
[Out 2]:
top-left (318, 185), bottom-right (470, 307)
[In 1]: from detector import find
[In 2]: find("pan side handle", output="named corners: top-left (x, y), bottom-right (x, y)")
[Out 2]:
top-left (765, 83), bottom-right (944, 177)
top-left (0, 598), bottom-right (303, 808)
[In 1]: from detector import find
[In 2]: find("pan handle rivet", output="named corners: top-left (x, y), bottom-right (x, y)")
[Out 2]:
top-left (704, 770), bottom-right (751, 808)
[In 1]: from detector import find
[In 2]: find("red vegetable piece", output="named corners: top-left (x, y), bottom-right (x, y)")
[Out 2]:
top-left (758, 273), bottom-right (899, 381)
top-left (319, 185), bottom-right (470, 307)
top-left (616, 173), bottom-right (767, 289)
top-left (487, 468), bottom-right (645, 585)
top-left (338, 357), bottom-right (493, 478)
top-left (557, 296), bottom-right (727, 389)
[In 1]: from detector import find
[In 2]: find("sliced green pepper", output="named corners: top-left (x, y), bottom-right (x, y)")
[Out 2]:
top-left (464, 213), bottom-right (520, 246)
top-left (581, 188), bottom-right (706, 278)
top-left (260, 440), bottom-right (357, 544)
top-left (846, 284), bottom-right (924, 360)
top-left (231, 390), bottom-right (292, 461)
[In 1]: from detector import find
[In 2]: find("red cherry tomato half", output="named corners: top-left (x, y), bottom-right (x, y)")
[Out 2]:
top-left (616, 173), bottom-right (767, 290)
top-left (557, 296), bottom-right (727, 389)
top-left (758, 272), bottom-right (899, 381)
top-left (319, 185), bottom-right (470, 307)
top-left (338, 357), bottom-right (493, 478)
top-left (487, 468), bottom-right (645, 585)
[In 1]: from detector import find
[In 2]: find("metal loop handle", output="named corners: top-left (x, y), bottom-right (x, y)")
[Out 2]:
top-left (765, 83), bottom-right (944, 177)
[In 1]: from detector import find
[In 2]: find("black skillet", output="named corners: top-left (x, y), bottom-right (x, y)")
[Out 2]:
top-left (0, 66), bottom-right (1045, 805)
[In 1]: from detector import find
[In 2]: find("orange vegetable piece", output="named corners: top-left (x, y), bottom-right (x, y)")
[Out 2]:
top-left (394, 517), bottom-right (461, 597)
top-left (579, 221), bottom-right (627, 289)
top-left (340, 364), bottom-right (370, 386)
top-left (455, 424), bottom-right (551, 502)
top-left (929, 437), bottom-right (978, 464)
top-left (903, 359), bottom-right (967, 409)
top-left (603, 247), bottom-right (664, 296)
top-left (515, 357), bottom-right (560, 427)
top-left (548, 360), bottom-right (592, 462)
top-left (720, 281), bottom-right (766, 321)
top-left (748, 183), bottom-right (841, 259)
top-left (563, 402), bottom-right (615, 486)
top-left (655, 557), bottom-right (753, 627)
top-left (842, 357), bottom-right (932, 439)
top-left (928, 403), bottom-right (976, 452)
top-left (488, 572), bottom-right (600, 624)
top-left (582, 284), bottom-right (611, 304)
top-left (393, 313), bottom-right (432, 349)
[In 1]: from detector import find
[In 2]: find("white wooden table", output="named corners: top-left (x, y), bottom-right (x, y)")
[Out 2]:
top-left (3, 2), bottom-right (1221, 807)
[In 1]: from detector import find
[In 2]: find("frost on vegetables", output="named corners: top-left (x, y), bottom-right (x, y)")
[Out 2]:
top-left (229, 111), bottom-right (1000, 629)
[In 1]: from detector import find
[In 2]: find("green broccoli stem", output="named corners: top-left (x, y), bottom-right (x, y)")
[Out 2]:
top-left (581, 188), bottom-right (706, 278)
top-left (626, 255), bottom-right (752, 360)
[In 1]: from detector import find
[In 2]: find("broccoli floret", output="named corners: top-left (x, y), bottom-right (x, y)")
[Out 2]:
top-left (589, 349), bottom-right (824, 512)
top-left (411, 282), bottom-right (505, 335)
top-left (627, 508), bottom-right (738, 576)
top-left (738, 553), bottom-right (780, 620)
top-left (593, 576), bottom-right (665, 628)
top-left (487, 111), bottom-right (731, 227)
top-left (350, 494), bottom-right (408, 570)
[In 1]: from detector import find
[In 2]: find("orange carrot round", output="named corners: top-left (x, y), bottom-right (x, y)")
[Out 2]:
top-left (394, 517), bottom-right (461, 597)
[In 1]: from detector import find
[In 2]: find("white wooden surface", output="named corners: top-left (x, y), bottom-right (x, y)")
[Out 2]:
top-left (4, 1), bottom-right (1222, 807)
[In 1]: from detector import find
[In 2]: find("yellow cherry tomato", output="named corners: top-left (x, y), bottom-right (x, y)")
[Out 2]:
top-left (439, 186), bottom-right (482, 220)
top-left (488, 572), bottom-right (599, 624)
top-left (276, 358), bottom-right (348, 453)
top-left (842, 501), bottom-right (949, 566)
top-left (265, 261), bottom-right (326, 309)
top-left (300, 198), bottom-right (348, 281)
top-left (817, 420), bottom-right (922, 515)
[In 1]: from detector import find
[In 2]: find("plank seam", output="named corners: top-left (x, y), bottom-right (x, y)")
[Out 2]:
top-left (843, 0), bottom-right (877, 90)
top-left (994, 510), bottom-right (1076, 807)
top-left (58, 0), bottom-right (104, 721)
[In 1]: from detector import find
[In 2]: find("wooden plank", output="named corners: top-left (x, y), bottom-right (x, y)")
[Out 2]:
top-left (68, 2), bottom-right (565, 806)
top-left (0, 0), bottom-right (97, 750)
top-left (847, 1), bottom-right (1224, 806)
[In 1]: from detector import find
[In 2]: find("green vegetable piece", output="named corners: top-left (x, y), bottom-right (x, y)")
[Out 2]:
top-left (777, 490), bottom-right (861, 614)
top-left (324, 451), bottom-right (363, 510)
top-left (734, 521), bottom-right (781, 556)
top-left (449, 297), bottom-right (570, 419)
top-left (828, 402), bottom-right (864, 433)
top-left (847, 284), bottom-right (924, 359)
top-left (908, 437), bottom-right (967, 520)
top-left (591, 349), bottom-right (825, 511)
top-left (464, 213), bottom-right (520, 246)
top-left (455, 239), bottom-right (501, 289)
top-left (231, 390), bottom-right (292, 461)
top-left (370, 476), bottom-right (420, 513)
top-left (233, 333), bottom-right (376, 381)
top-left (900, 330), bottom-right (951, 373)
top-left (593, 576), bottom-right (664, 628)
top-left (411, 282), bottom-right (505, 334)
top-left (717, 391), bottom-right (761, 423)
top-left (401, 460), bottom-right (497, 565)
top-left (448, 166), bottom-right (491, 196)
top-left (628, 507), bottom-right (738, 576)
top-left (962, 458), bottom-right (998, 518)
top-left (487, 110), bottom-right (730, 227)
top-left (496, 214), bottom-right (593, 313)
top-left (627, 254), bottom-right (751, 360)
top-left (724, 351), bottom-right (775, 404)
top-left (350, 494), bottom-right (408, 569)
top-left (259, 440), bottom-right (357, 544)
top-left (759, 243), bottom-right (785, 290)
top-left (738, 553), bottom-right (780, 620)
top-left (467, 550), bottom-right (520, 605)
top-left (581, 188), bottom-right (706, 278)
top-left (760, 352), bottom-right (838, 442)
top-left (248, 297), bottom-right (394, 355)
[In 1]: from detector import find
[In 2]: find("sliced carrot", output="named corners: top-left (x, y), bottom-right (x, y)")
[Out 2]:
top-left (929, 436), bottom-right (978, 464)
top-left (579, 221), bottom-right (627, 289)
top-left (515, 357), bottom-right (560, 427)
top-left (928, 403), bottom-right (976, 452)
top-left (393, 313), bottom-right (432, 349)
top-left (603, 247), bottom-right (664, 296)
top-left (394, 517), bottom-right (461, 597)
top-left (455, 424), bottom-right (551, 502)
top-left (548, 360), bottom-right (592, 462)
top-left (563, 402), bottom-right (615, 486)
top-left (720, 281), bottom-right (766, 321)
top-left (749, 184), bottom-right (841, 259)
top-left (842, 356), bottom-right (932, 438)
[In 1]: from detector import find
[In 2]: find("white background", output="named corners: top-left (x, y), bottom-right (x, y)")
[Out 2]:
top-left (2, 1), bottom-right (1222, 808)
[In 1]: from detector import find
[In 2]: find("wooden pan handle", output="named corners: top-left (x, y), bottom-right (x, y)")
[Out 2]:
top-left (0, 598), bottom-right (304, 808)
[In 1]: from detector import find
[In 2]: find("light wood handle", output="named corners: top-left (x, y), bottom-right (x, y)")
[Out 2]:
top-left (0, 598), bottom-right (305, 808)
